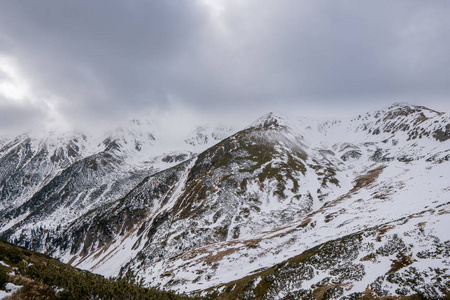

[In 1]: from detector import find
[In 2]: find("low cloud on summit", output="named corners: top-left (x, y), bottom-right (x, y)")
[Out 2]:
top-left (0, 0), bottom-right (449, 134)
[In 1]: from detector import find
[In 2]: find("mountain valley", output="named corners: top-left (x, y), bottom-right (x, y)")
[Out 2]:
top-left (0, 103), bottom-right (449, 299)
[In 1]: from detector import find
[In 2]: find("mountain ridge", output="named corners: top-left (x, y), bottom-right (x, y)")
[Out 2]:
top-left (0, 103), bottom-right (449, 299)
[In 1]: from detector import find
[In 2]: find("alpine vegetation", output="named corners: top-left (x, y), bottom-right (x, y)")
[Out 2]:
top-left (0, 103), bottom-right (449, 299)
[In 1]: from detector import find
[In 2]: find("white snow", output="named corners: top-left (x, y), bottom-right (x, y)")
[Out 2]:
top-left (0, 103), bottom-right (449, 296)
top-left (0, 283), bottom-right (22, 299)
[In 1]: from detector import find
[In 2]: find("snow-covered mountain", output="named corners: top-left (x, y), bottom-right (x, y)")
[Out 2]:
top-left (0, 103), bottom-right (449, 299)
top-left (0, 121), bottom-right (233, 240)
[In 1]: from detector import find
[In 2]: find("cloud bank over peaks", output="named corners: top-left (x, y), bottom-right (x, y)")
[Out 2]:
top-left (0, 0), bottom-right (449, 135)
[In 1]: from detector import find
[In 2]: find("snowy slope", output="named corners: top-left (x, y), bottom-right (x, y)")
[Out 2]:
top-left (110, 104), bottom-right (448, 296)
top-left (0, 103), bottom-right (448, 299)
top-left (0, 121), bottom-right (234, 253)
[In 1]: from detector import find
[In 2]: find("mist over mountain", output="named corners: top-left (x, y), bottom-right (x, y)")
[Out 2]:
top-left (1, 1), bottom-right (449, 298)
top-left (0, 103), bottom-right (449, 299)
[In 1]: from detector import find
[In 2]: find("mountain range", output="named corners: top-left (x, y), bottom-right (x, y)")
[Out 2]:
top-left (0, 103), bottom-right (449, 299)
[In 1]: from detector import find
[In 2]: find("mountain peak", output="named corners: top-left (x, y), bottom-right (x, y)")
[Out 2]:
top-left (247, 112), bottom-right (288, 130)
top-left (0, 104), bottom-right (449, 298)
top-left (355, 102), bottom-right (445, 125)
top-left (385, 102), bottom-right (444, 116)
top-left (389, 102), bottom-right (413, 109)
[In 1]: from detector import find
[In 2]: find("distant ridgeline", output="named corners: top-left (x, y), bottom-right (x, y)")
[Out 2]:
top-left (0, 103), bottom-right (449, 299)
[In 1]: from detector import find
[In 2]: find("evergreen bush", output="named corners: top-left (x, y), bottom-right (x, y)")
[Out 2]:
top-left (0, 265), bottom-right (8, 290)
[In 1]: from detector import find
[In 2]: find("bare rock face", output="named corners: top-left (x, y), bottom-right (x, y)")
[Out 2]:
top-left (433, 123), bottom-right (450, 141)
top-left (340, 150), bottom-right (361, 161)
top-left (0, 103), bottom-right (449, 299)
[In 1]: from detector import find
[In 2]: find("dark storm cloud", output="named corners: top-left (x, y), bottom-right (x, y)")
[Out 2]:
top-left (0, 0), bottom-right (449, 133)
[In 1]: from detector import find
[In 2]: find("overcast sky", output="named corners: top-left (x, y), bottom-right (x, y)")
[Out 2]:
top-left (0, 0), bottom-right (449, 134)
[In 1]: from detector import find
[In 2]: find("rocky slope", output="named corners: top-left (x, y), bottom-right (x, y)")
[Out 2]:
top-left (0, 103), bottom-right (449, 299)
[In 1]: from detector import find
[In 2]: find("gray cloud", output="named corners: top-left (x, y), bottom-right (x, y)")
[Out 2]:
top-left (0, 0), bottom-right (449, 133)
top-left (0, 97), bottom-right (48, 135)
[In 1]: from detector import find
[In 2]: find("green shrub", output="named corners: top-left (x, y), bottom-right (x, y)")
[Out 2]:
top-left (23, 262), bottom-right (199, 299)
top-left (6, 280), bottom-right (56, 300)
top-left (0, 244), bottom-right (24, 263)
top-left (0, 265), bottom-right (8, 289)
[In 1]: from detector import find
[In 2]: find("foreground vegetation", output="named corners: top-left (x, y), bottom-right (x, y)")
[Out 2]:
top-left (0, 239), bottom-right (200, 299)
